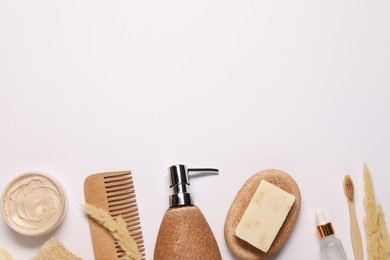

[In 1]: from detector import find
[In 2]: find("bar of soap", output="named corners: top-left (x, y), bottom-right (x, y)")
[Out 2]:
top-left (0, 247), bottom-right (13, 260)
top-left (235, 180), bottom-right (295, 253)
top-left (225, 169), bottom-right (301, 259)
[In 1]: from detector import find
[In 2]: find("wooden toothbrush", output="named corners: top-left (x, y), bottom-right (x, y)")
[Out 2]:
top-left (343, 175), bottom-right (364, 260)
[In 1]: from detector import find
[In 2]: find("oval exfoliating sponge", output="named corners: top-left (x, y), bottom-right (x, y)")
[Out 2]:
top-left (224, 169), bottom-right (301, 259)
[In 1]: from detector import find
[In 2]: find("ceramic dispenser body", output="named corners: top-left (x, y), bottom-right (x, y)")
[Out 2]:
top-left (154, 165), bottom-right (222, 260)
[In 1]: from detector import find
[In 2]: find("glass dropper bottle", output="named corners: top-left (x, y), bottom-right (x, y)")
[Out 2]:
top-left (316, 210), bottom-right (348, 260)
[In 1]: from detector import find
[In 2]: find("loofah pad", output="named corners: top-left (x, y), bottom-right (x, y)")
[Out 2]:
top-left (224, 169), bottom-right (301, 260)
top-left (33, 238), bottom-right (82, 260)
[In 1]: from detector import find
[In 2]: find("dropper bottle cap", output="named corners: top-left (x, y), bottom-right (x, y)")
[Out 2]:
top-left (316, 210), bottom-right (335, 238)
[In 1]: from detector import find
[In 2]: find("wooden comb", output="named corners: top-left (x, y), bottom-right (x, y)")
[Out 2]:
top-left (84, 171), bottom-right (146, 259)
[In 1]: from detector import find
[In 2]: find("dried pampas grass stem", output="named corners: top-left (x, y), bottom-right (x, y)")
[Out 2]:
top-left (83, 203), bottom-right (141, 260)
top-left (363, 164), bottom-right (390, 260)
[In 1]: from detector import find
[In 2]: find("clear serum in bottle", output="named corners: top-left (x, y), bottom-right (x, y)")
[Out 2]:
top-left (316, 210), bottom-right (348, 260)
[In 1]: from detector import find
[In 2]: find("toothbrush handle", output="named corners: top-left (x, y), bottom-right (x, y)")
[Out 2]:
top-left (349, 202), bottom-right (364, 260)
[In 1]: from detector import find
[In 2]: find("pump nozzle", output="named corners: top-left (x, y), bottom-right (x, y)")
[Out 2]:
top-left (168, 164), bottom-right (219, 207)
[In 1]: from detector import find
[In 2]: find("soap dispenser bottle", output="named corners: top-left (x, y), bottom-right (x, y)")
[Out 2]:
top-left (154, 164), bottom-right (222, 260)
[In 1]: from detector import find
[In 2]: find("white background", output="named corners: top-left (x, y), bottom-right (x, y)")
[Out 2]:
top-left (1, 0), bottom-right (390, 259)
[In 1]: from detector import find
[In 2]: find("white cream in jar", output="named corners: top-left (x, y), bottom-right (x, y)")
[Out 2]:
top-left (1, 172), bottom-right (66, 236)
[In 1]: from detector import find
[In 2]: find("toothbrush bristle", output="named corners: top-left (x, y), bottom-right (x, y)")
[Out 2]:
top-left (344, 175), bottom-right (354, 201)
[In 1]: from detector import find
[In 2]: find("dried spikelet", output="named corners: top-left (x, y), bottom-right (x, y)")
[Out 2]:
top-left (363, 164), bottom-right (379, 260)
top-left (363, 164), bottom-right (390, 260)
top-left (377, 205), bottom-right (389, 259)
top-left (115, 215), bottom-right (140, 259)
top-left (83, 203), bottom-right (141, 260)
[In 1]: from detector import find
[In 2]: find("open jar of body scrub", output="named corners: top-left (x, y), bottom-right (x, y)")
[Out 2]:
top-left (1, 171), bottom-right (67, 236)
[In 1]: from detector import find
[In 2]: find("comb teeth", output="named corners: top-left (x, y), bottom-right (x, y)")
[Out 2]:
top-left (85, 171), bottom-right (145, 260)
top-left (343, 175), bottom-right (354, 201)
top-left (103, 172), bottom-right (146, 259)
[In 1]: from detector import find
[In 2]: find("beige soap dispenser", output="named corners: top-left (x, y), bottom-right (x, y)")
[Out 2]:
top-left (154, 164), bottom-right (222, 260)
